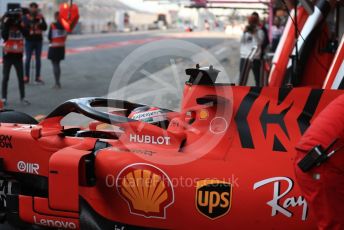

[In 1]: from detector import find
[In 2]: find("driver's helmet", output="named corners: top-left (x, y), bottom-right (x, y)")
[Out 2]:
top-left (128, 106), bottom-right (170, 128)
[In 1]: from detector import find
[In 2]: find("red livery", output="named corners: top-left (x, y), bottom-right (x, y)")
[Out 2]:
top-left (0, 68), bottom-right (343, 229)
top-left (0, 0), bottom-right (343, 229)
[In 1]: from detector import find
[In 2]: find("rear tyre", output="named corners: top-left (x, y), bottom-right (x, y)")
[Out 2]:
top-left (0, 110), bottom-right (38, 124)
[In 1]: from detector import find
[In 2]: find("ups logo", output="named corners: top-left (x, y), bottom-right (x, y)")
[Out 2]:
top-left (196, 180), bottom-right (232, 220)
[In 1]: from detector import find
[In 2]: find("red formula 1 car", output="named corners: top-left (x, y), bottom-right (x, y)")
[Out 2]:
top-left (0, 63), bottom-right (343, 229)
top-left (0, 0), bottom-right (343, 228)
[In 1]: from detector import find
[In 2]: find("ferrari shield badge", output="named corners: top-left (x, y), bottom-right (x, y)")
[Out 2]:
top-left (116, 163), bottom-right (174, 219)
top-left (196, 180), bottom-right (232, 220)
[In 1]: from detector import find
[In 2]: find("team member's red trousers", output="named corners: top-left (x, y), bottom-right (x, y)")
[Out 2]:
top-left (295, 94), bottom-right (344, 230)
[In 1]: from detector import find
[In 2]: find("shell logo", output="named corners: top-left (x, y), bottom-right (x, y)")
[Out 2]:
top-left (199, 109), bottom-right (209, 120)
top-left (116, 163), bottom-right (174, 219)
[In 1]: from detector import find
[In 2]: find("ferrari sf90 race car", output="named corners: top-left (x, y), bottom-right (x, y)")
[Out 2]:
top-left (0, 64), bottom-right (343, 229)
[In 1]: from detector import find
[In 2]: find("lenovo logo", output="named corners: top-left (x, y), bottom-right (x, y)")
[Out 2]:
top-left (33, 216), bottom-right (77, 229)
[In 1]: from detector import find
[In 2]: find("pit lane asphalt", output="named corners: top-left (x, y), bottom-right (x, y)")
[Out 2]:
top-left (0, 30), bottom-right (241, 119)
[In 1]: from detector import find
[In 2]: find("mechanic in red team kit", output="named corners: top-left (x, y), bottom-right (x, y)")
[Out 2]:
top-left (1, 8), bottom-right (30, 106)
top-left (48, 12), bottom-right (67, 89)
top-left (295, 94), bottom-right (344, 230)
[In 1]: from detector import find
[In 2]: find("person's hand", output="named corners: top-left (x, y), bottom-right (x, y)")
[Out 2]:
top-left (2, 16), bottom-right (9, 24)
top-left (2, 16), bottom-right (13, 27)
